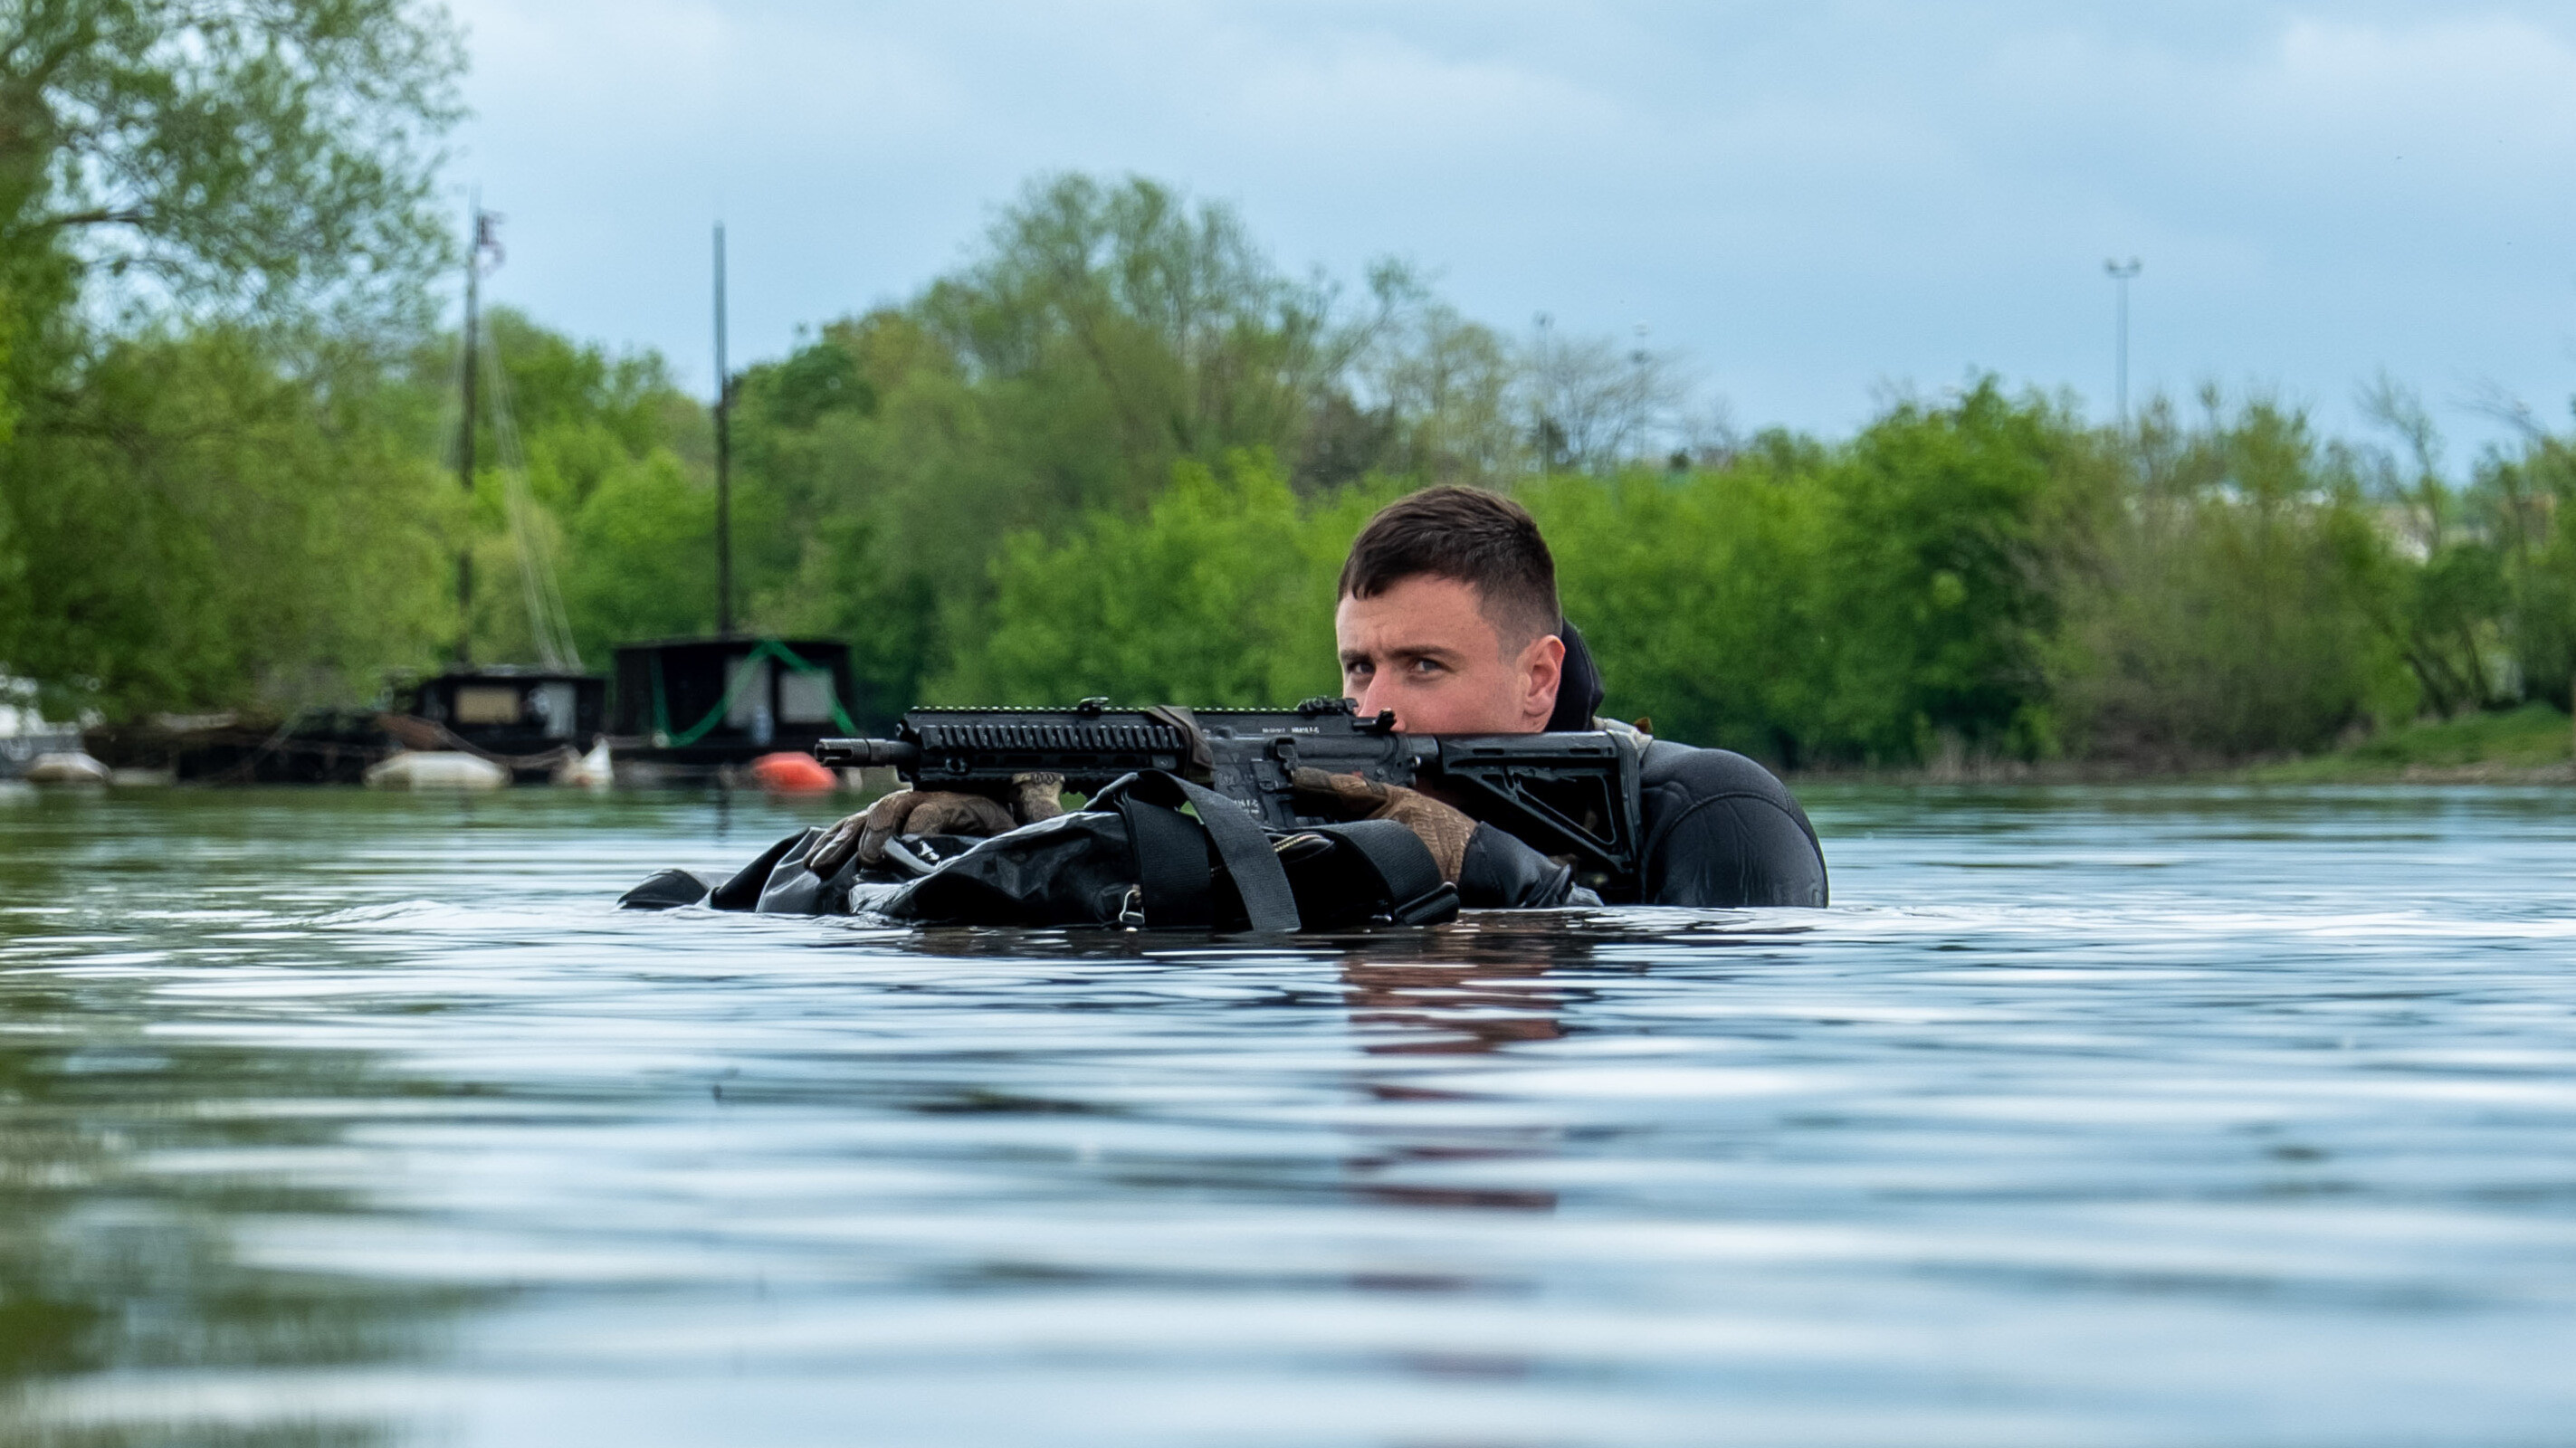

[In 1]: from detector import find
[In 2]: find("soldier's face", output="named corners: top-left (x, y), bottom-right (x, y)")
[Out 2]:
top-left (1335, 575), bottom-right (1564, 735)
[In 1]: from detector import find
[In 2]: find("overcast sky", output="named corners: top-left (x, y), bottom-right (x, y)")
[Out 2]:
top-left (443, 0), bottom-right (2576, 455)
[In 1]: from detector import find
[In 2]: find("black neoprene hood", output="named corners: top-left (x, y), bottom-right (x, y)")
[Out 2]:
top-left (1546, 621), bottom-right (1608, 732)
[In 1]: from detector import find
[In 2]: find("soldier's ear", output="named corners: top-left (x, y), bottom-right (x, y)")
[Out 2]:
top-left (1521, 633), bottom-right (1567, 724)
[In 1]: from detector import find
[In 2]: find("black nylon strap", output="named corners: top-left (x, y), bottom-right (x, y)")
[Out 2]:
top-left (1167, 776), bottom-right (1302, 932)
top-left (1325, 818), bottom-right (1446, 909)
top-left (1118, 795), bottom-right (1214, 929)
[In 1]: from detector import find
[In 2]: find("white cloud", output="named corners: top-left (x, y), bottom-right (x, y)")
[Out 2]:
top-left (1226, 35), bottom-right (1630, 160)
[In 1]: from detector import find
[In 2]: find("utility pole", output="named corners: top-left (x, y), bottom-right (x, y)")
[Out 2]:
top-left (2104, 257), bottom-right (2142, 428)
top-left (1531, 312), bottom-right (1554, 476)
top-left (713, 223), bottom-right (734, 637)
top-left (457, 201), bottom-right (502, 664)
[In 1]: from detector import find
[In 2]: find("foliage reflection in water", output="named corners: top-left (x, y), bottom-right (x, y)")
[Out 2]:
top-left (2, 784), bottom-right (2574, 1446)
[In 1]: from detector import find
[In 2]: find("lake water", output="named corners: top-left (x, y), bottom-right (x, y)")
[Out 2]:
top-left (3, 783), bottom-right (2573, 1446)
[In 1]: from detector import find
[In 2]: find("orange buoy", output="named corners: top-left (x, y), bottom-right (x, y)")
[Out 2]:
top-left (750, 751), bottom-right (837, 795)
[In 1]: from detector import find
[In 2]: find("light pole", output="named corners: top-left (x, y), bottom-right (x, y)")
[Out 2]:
top-left (713, 222), bottom-right (732, 638)
top-left (2103, 257), bottom-right (2142, 427)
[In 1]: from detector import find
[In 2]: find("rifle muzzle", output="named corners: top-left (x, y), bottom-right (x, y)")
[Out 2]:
top-left (813, 738), bottom-right (921, 769)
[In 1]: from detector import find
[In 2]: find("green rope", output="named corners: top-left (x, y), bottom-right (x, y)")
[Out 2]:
top-left (652, 637), bottom-right (857, 748)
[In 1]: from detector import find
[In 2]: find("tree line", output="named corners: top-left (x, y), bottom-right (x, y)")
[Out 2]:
top-left (5, 1), bottom-right (2572, 768)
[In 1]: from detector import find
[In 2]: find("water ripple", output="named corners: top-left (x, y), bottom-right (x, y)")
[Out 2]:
top-left (3, 785), bottom-right (2573, 1446)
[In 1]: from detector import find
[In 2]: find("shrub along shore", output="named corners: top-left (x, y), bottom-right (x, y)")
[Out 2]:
top-left (1781, 708), bottom-right (2576, 785)
top-left (2237, 703), bottom-right (2575, 785)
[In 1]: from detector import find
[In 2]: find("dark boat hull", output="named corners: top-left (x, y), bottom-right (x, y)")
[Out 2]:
top-left (85, 713), bottom-right (394, 785)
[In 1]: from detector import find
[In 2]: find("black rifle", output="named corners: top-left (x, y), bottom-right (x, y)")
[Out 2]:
top-left (816, 696), bottom-right (1645, 900)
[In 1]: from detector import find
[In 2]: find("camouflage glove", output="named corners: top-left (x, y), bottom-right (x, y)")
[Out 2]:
top-left (810, 772), bottom-right (1065, 875)
top-left (1288, 767), bottom-right (1475, 882)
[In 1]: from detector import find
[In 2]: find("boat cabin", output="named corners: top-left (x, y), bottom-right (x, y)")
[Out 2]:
top-left (611, 637), bottom-right (873, 765)
top-left (394, 668), bottom-right (608, 755)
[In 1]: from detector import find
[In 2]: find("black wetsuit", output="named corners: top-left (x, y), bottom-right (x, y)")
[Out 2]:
top-left (1630, 737), bottom-right (1827, 907)
top-left (1550, 623), bottom-right (1827, 909)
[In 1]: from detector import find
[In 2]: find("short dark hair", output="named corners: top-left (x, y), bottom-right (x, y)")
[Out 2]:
top-left (1339, 486), bottom-right (1560, 651)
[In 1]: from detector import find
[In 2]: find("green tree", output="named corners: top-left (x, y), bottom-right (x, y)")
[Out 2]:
top-left (2477, 426), bottom-right (2576, 711)
top-left (450, 308), bottom-right (711, 664)
top-left (562, 451), bottom-right (716, 662)
top-left (1365, 299), bottom-right (1522, 485)
top-left (918, 173), bottom-right (1380, 514)
top-left (1803, 380), bottom-right (2095, 763)
top-left (1531, 452), bottom-right (1830, 759)
top-left (727, 177), bottom-right (1450, 714)
top-left (2052, 394), bottom-right (2413, 760)
top-left (2355, 377), bottom-right (2514, 716)
top-left (0, 0), bottom-right (464, 714)
top-left (949, 452), bottom-right (1367, 706)
top-left (0, 326), bottom-right (453, 716)
top-left (0, 0), bottom-right (463, 319)
top-left (731, 309), bottom-right (997, 711)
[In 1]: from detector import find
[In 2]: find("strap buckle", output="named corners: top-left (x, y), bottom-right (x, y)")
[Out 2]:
top-left (1375, 881), bottom-right (1460, 928)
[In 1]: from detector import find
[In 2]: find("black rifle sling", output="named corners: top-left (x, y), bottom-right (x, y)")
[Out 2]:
top-left (1116, 789), bottom-right (1214, 929)
top-left (1111, 770), bottom-right (1301, 932)
top-left (1141, 705), bottom-right (1216, 782)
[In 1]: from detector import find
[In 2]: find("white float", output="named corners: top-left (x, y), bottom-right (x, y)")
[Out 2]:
top-left (23, 751), bottom-right (111, 785)
top-left (555, 737), bottom-right (615, 788)
top-left (364, 750), bottom-right (510, 790)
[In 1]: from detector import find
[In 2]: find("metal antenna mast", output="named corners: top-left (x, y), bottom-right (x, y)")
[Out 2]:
top-left (2104, 257), bottom-right (2142, 427)
top-left (456, 198), bottom-right (501, 663)
top-left (713, 223), bottom-right (734, 637)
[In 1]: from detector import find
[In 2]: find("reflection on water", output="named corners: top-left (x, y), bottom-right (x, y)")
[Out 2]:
top-left (1343, 945), bottom-right (1573, 1216)
top-left (3, 784), bottom-right (2575, 1445)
